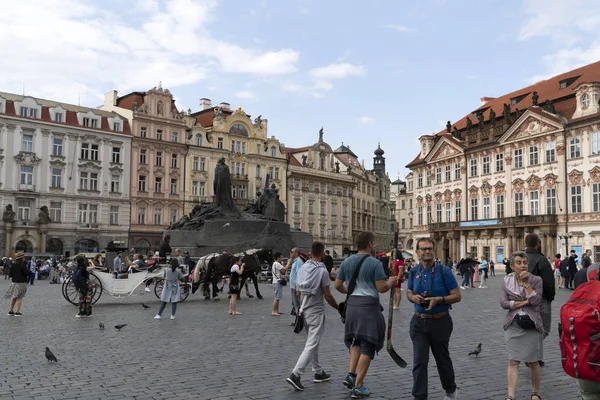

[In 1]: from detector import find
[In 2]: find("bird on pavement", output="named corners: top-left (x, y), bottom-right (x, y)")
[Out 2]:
top-left (142, 303), bottom-right (150, 309)
top-left (115, 324), bottom-right (128, 331)
top-left (468, 343), bottom-right (482, 357)
top-left (45, 347), bottom-right (58, 362)
top-left (99, 322), bottom-right (104, 330)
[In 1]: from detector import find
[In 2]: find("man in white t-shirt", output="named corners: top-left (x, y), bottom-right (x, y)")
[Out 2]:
top-left (271, 252), bottom-right (287, 316)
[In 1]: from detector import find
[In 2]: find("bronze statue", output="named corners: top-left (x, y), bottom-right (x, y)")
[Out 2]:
top-left (503, 103), bottom-right (511, 122)
top-left (452, 126), bottom-right (460, 139)
top-left (335, 161), bottom-right (340, 173)
top-left (489, 109), bottom-right (496, 126)
top-left (477, 113), bottom-right (484, 129)
top-left (446, 121), bottom-right (452, 133)
top-left (532, 91), bottom-right (539, 106)
top-left (301, 154), bottom-right (308, 166)
top-left (3, 204), bottom-right (15, 223)
top-left (213, 106), bottom-right (224, 120)
top-left (213, 157), bottom-right (238, 213)
top-left (318, 127), bottom-right (324, 142)
top-left (38, 206), bottom-right (52, 224)
top-left (544, 99), bottom-right (556, 114)
top-left (159, 235), bottom-right (172, 257)
top-left (466, 117), bottom-right (472, 133)
top-left (254, 115), bottom-right (263, 127)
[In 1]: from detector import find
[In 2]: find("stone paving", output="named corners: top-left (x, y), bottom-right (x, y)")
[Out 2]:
top-left (0, 272), bottom-right (583, 400)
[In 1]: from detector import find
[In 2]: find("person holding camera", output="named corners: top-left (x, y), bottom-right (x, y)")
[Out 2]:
top-left (271, 252), bottom-right (287, 316)
top-left (407, 238), bottom-right (461, 400)
top-left (500, 251), bottom-right (543, 400)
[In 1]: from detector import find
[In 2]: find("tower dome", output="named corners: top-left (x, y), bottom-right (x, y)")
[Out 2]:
top-left (374, 143), bottom-right (384, 156)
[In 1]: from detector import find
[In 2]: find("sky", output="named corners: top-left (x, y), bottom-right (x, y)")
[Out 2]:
top-left (2, 0), bottom-right (600, 180)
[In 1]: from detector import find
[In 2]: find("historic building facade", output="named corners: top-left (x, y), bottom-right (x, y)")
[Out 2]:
top-left (391, 175), bottom-right (415, 250)
top-left (100, 86), bottom-right (189, 254)
top-left (186, 99), bottom-right (288, 213)
top-left (0, 91), bottom-right (132, 257)
top-left (407, 60), bottom-right (600, 263)
top-left (286, 130), bottom-right (354, 256)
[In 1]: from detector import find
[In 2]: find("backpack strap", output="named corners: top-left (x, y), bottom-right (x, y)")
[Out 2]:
top-left (345, 254), bottom-right (370, 302)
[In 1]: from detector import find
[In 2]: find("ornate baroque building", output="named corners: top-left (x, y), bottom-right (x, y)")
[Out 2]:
top-left (286, 130), bottom-right (354, 256)
top-left (100, 85), bottom-right (189, 254)
top-left (186, 99), bottom-right (287, 213)
top-left (0, 91), bottom-right (132, 257)
top-left (407, 60), bottom-right (600, 263)
top-left (391, 175), bottom-right (414, 250)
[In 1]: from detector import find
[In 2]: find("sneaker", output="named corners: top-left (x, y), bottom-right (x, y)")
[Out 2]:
top-left (460, 286), bottom-right (465, 290)
top-left (14, 312), bottom-right (22, 316)
top-left (343, 373), bottom-right (356, 389)
top-left (314, 371), bottom-right (331, 383)
top-left (286, 373), bottom-right (304, 391)
top-left (444, 389), bottom-right (458, 400)
top-left (154, 314), bottom-right (161, 320)
top-left (7, 311), bottom-right (14, 316)
top-left (144, 287), bottom-right (151, 292)
top-left (350, 386), bottom-right (370, 398)
top-left (76, 313), bottom-right (83, 318)
top-left (170, 315), bottom-right (176, 320)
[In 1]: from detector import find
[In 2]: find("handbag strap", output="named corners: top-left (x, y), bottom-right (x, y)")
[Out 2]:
top-left (344, 254), bottom-right (370, 304)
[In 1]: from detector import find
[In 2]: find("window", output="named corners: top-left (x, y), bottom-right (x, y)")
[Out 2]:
top-left (571, 185), bottom-right (582, 213)
top-left (238, 184), bottom-right (247, 199)
top-left (90, 144), bottom-right (99, 160)
top-left (80, 143), bottom-right (99, 160)
top-left (256, 144), bottom-right (261, 154)
top-left (20, 107), bottom-right (28, 117)
top-left (320, 201), bottom-right (326, 215)
top-left (332, 203), bottom-right (337, 216)
top-left (470, 159), bottom-right (478, 176)
top-left (455, 200), bottom-right (461, 222)
top-left (17, 200), bottom-right (31, 221)
top-left (170, 209), bottom-right (177, 224)
top-left (470, 199), bottom-right (478, 220)
top-left (171, 154), bottom-right (178, 168)
top-left (530, 191), bottom-right (539, 215)
top-left (49, 202), bottom-right (62, 222)
top-left (217, 137), bottom-right (223, 149)
top-left (140, 127), bottom-right (147, 138)
top-left (110, 206), bottom-right (119, 225)
top-left (593, 184), bottom-right (600, 212)
top-left (155, 151), bottom-right (162, 166)
top-left (170, 179), bottom-right (177, 195)
top-left (51, 168), bottom-right (62, 188)
top-left (417, 173), bottom-right (423, 188)
top-left (546, 141), bottom-right (556, 162)
top-left (29, 109), bottom-right (37, 118)
top-left (113, 122), bottom-right (121, 131)
top-left (20, 165), bottom-right (33, 186)
top-left (192, 181), bottom-right (199, 197)
top-left (514, 149), bottom-right (523, 168)
top-left (426, 205), bottom-right (432, 224)
top-left (192, 156), bottom-right (199, 171)
top-left (270, 146), bottom-right (277, 157)
top-left (496, 154), bottom-right (504, 172)
top-left (256, 165), bottom-right (261, 178)
top-left (200, 182), bottom-right (206, 196)
top-left (401, 219), bottom-right (406, 229)
top-left (156, 129), bottom-right (163, 140)
top-left (80, 171), bottom-right (89, 190)
top-left (241, 142), bottom-right (246, 154)
top-left (529, 145), bottom-right (539, 166)
top-left (436, 204), bottom-right (442, 222)
top-left (274, 167), bottom-right (280, 180)
top-left (78, 204), bottom-right (98, 226)
top-left (454, 163), bottom-right (461, 180)
top-left (200, 157), bottom-right (206, 171)
top-left (445, 165), bottom-right (451, 182)
top-left (154, 208), bottom-right (162, 225)
top-left (52, 138), bottom-right (63, 156)
top-left (138, 175), bottom-right (146, 192)
top-left (83, 117), bottom-right (98, 128)
top-left (54, 113), bottom-right (63, 123)
top-left (496, 195), bottom-right (504, 218)
top-left (417, 206), bottom-right (423, 225)
top-left (343, 203), bottom-right (348, 217)
top-left (195, 134), bottom-right (202, 146)
top-left (110, 175), bottom-right (120, 193)
top-left (483, 197), bottom-right (490, 219)
top-left (112, 147), bottom-right (121, 163)
top-left (482, 156), bottom-right (490, 174)
top-left (435, 167), bottom-right (442, 184)
top-left (547, 188), bottom-right (556, 214)
top-left (22, 135), bottom-right (33, 152)
top-left (514, 192), bottom-right (524, 216)
top-left (138, 207), bottom-right (146, 224)
top-left (570, 137), bottom-right (581, 158)
top-left (154, 177), bottom-right (162, 193)
top-left (242, 163), bottom-right (246, 176)
top-left (593, 132), bottom-right (600, 156)
top-left (139, 149), bottom-right (147, 164)
top-left (425, 170), bottom-right (431, 186)
top-left (445, 202), bottom-right (451, 221)
top-left (89, 173), bottom-right (98, 191)
top-left (171, 131), bottom-right (178, 143)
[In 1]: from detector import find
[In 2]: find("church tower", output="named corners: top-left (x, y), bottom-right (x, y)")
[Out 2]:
top-left (373, 143), bottom-right (386, 174)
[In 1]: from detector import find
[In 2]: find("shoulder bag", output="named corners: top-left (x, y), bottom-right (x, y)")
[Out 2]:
top-left (338, 254), bottom-right (370, 324)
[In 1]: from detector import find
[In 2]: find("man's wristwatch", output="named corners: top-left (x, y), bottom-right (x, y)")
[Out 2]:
top-left (523, 284), bottom-right (531, 289)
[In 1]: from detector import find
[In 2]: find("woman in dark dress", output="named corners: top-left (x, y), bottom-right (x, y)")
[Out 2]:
top-left (5, 252), bottom-right (29, 316)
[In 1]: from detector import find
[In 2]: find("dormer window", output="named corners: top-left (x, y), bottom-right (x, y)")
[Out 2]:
top-left (29, 109), bottom-right (37, 118)
top-left (559, 76), bottom-right (580, 90)
top-left (83, 117), bottom-right (98, 128)
top-left (510, 94), bottom-right (528, 106)
top-left (582, 93), bottom-right (591, 109)
top-left (20, 107), bottom-right (28, 117)
top-left (113, 122), bottom-right (121, 131)
top-left (55, 113), bottom-right (63, 123)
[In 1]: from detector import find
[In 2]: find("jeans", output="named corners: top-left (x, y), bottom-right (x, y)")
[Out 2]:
top-left (292, 311), bottom-right (325, 377)
top-left (28, 272), bottom-right (35, 285)
top-left (158, 301), bottom-right (177, 316)
top-left (578, 379), bottom-right (600, 400)
top-left (460, 271), bottom-right (471, 287)
top-left (291, 288), bottom-right (299, 309)
top-left (409, 313), bottom-right (456, 400)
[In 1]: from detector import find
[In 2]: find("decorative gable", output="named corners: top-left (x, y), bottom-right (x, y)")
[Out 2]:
top-left (425, 138), bottom-right (463, 163)
top-left (499, 112), bottom-right (562, 144)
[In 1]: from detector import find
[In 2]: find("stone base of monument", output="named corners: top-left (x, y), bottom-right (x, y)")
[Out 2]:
top-left (165, 219), bottom-right (298, 257)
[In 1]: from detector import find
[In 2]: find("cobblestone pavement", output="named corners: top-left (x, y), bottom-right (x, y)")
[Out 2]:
top-left (0, 272), bottom-right (582, 400)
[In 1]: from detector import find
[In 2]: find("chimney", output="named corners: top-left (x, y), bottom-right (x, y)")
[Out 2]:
top-left (105, 90), bottom-right (118, 107)
top-left (219, 102), bottom-right (230, 110)
top-left (199, 98), bottom-right (212, 111)
top-left (480, 96), bottom-right (496, 106)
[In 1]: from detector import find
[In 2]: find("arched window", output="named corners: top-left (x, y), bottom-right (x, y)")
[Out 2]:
top-left (195, 134), bottom-right (202, 146)
top-left (270, 146), bottom-right (276, 157)
top-left (74, 239), bottom-right (99, 254)
top-left (134, 239), bottom-right (151, 255)
top-left (46, 238), bottom-right (63, 255)
top-left (156, 101), bottom-right (164, 116)
top-left (15, 240), bottom-right (33, 253)
top-left (229, 123), bottom-right (248, 136)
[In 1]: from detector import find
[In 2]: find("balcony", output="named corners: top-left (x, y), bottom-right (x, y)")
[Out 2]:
top-left (430, 214), bottom-right (559, 232)
top-left (192, 196), bottom-right (209, 203)
top-left (78, 223), bottom-right (99, 230)
top-left (19, 184), bottom-right (36, 192)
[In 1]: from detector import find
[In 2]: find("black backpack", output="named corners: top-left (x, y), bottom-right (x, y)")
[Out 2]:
top-left (72, 267), bottom-right (87, 289)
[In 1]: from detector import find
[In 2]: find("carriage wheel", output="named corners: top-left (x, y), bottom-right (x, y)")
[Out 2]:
top-left (154, 279), bottom-right (164, 299)
top-left (154, 279), bottom-right (190, 302)
top-left (61, 274), bottom-right (103, 306)
top-left (89, 273), bottom-right (103, 305)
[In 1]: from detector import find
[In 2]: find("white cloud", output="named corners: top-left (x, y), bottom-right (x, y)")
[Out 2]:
top-left (529, 41), bottom-right (600, 82)
top-left (235, 91), bottom-right (256, 100)
top-left (382, 24), bottom-right (412, 33)
top-left (359, 116), bottom-right (376, 125)
top-left (310, 63), bottom-right (367, 79)
top-left (0, 0), bottom-right (299, 104)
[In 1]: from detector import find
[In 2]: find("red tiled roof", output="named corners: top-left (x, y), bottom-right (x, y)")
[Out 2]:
top-left (283, 146), bottom-right (311, 154)
top-left (288, 155), bottom-right (302, 166)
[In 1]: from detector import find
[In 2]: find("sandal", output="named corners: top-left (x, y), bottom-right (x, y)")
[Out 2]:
top-left (505, 397), bottom-right (515, 400)
top-left (531, 394), bottom-right (542, 400)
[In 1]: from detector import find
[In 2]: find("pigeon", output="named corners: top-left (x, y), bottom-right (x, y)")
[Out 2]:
top-left (115, 324), bottom-right (128, 331)
top-left (45, 347), bottom-right (58, 362)
top-left (222, 222), bottom-right (230, 228)
top-left (142, 303), bottom-right (150, 309)
top-left (99, 322), bottom-right (104, 330)
top-left (468, 343), bottom-right (482, 357)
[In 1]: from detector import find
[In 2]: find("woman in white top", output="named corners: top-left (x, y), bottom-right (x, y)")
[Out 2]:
top-left (271, 252), bottom-right (288, 316)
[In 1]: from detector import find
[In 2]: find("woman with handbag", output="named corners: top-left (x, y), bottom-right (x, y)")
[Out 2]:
top-left (500, 251), bottom-right (544, 400)
top-left (271, 252), bottom-right (288, 316)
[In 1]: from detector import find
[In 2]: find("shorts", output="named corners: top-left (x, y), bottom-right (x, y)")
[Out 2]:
top-left (349, 338), bottom-right (376, 359)
top-left (554, 269), bottom-right (561, 278)
top-left (229, 284), bottom-right (239, 295)
top-left (273, 283), bottom-right (283, 300)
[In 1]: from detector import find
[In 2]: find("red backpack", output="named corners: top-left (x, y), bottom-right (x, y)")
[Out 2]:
top-left (559, 276), bottom-right (600, 382)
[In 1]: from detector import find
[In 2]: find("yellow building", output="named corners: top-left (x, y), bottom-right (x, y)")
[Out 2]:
top-left (185, 100), bottom-right (287, 213)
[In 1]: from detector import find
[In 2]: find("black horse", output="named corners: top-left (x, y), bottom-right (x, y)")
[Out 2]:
top-left (238, 248), bottom-right (273, 300)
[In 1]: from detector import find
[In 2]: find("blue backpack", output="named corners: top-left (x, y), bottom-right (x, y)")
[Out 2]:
top-left (72, 267), bottom-right (87, 289)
